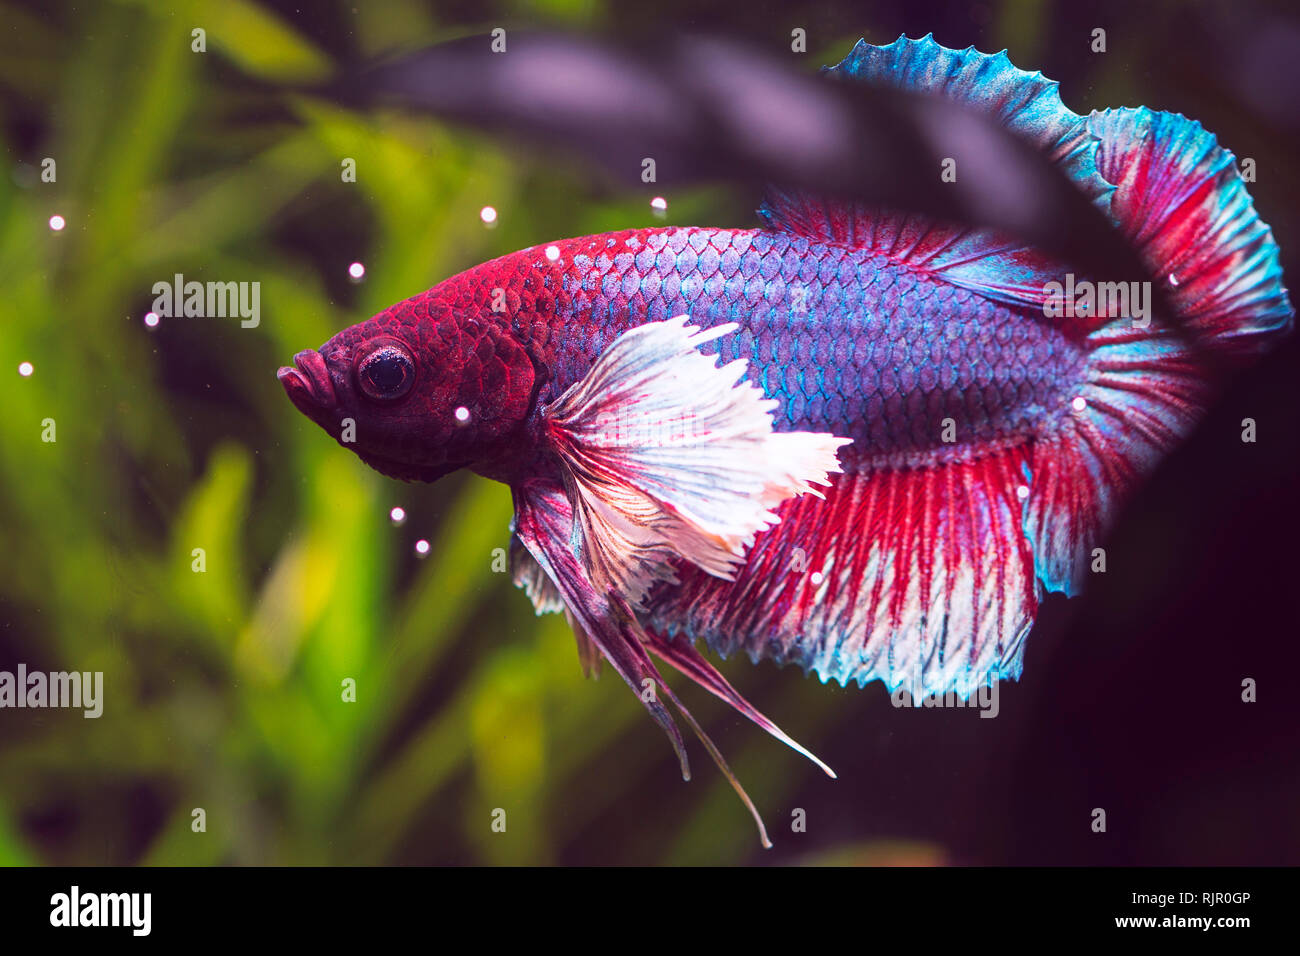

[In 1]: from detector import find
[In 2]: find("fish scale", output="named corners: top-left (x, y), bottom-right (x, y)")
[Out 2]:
top-left (435, 226), bottom-right (1088, 471)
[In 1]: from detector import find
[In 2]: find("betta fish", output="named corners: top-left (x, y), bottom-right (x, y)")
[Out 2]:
top-left (279, 36), bottom-right (1292, 845)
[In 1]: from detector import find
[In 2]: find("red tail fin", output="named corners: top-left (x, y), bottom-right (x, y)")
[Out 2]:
top-left (1027, 108), bottom-right (1293, 594)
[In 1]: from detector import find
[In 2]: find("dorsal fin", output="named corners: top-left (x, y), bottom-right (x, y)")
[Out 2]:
top-left (759, 35), bottom-right (1115, 311)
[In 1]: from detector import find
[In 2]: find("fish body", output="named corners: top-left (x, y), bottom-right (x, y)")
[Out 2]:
top-left (426, 227), bottom-right (1086, 463)
top-left (279, 36), bottom-right (1292, 844)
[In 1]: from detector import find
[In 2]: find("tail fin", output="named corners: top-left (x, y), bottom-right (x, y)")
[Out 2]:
top-left (1027, 107), bottom-right (1293, 594)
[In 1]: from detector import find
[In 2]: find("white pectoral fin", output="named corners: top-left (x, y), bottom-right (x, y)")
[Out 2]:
top-left (543, 315), bottom-right (852, 605)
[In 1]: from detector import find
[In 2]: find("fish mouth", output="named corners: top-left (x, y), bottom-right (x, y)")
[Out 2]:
top-left (278, 349), bottom-right (337, 410)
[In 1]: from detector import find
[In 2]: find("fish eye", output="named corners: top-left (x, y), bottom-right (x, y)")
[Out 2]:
top-left (356, 342), bottom-right (415, 401)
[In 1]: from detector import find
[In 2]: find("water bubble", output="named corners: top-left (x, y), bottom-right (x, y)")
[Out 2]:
top-left (810, 571), bottom-right (824, 586)
top-left (544, 245), bottom-right (560, 262)
top-left (389, 506), bottom-right (406, 526)
top-left (144, 312), bottom-right (160, 328)
top-left (479, 205), bottom-right (498, 226)
top-left (454, 406), bottom-right (470, 423)
top-left (18, 361), bottom-right (34, 377)
top-left (348, 261), bottom-right (366, 281)
top-left (48, 214), bottom-right (65, 231)
top-left (1016, 485), bottom-right (1030, 501)
top-left (650, 196), bottom-right (668, 212)
top-left (414, 539), bottom-right (431, 557)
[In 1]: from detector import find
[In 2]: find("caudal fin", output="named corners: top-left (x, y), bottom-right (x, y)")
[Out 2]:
top-left (720, 38), bottom-right (1293, 697)
top-left (1027, 107), bottom-right (1293, 594)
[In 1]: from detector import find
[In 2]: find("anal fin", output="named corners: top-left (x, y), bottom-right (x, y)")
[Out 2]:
top-left (648, 444), bottom-right (1040, 700)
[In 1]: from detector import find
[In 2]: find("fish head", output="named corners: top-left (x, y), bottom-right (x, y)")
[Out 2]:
top-left (278, 295), bottom-right (537, 482)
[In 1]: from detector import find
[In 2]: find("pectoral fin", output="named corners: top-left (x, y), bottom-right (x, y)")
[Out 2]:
top-left (541, 315), bottom-right (851, 607)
